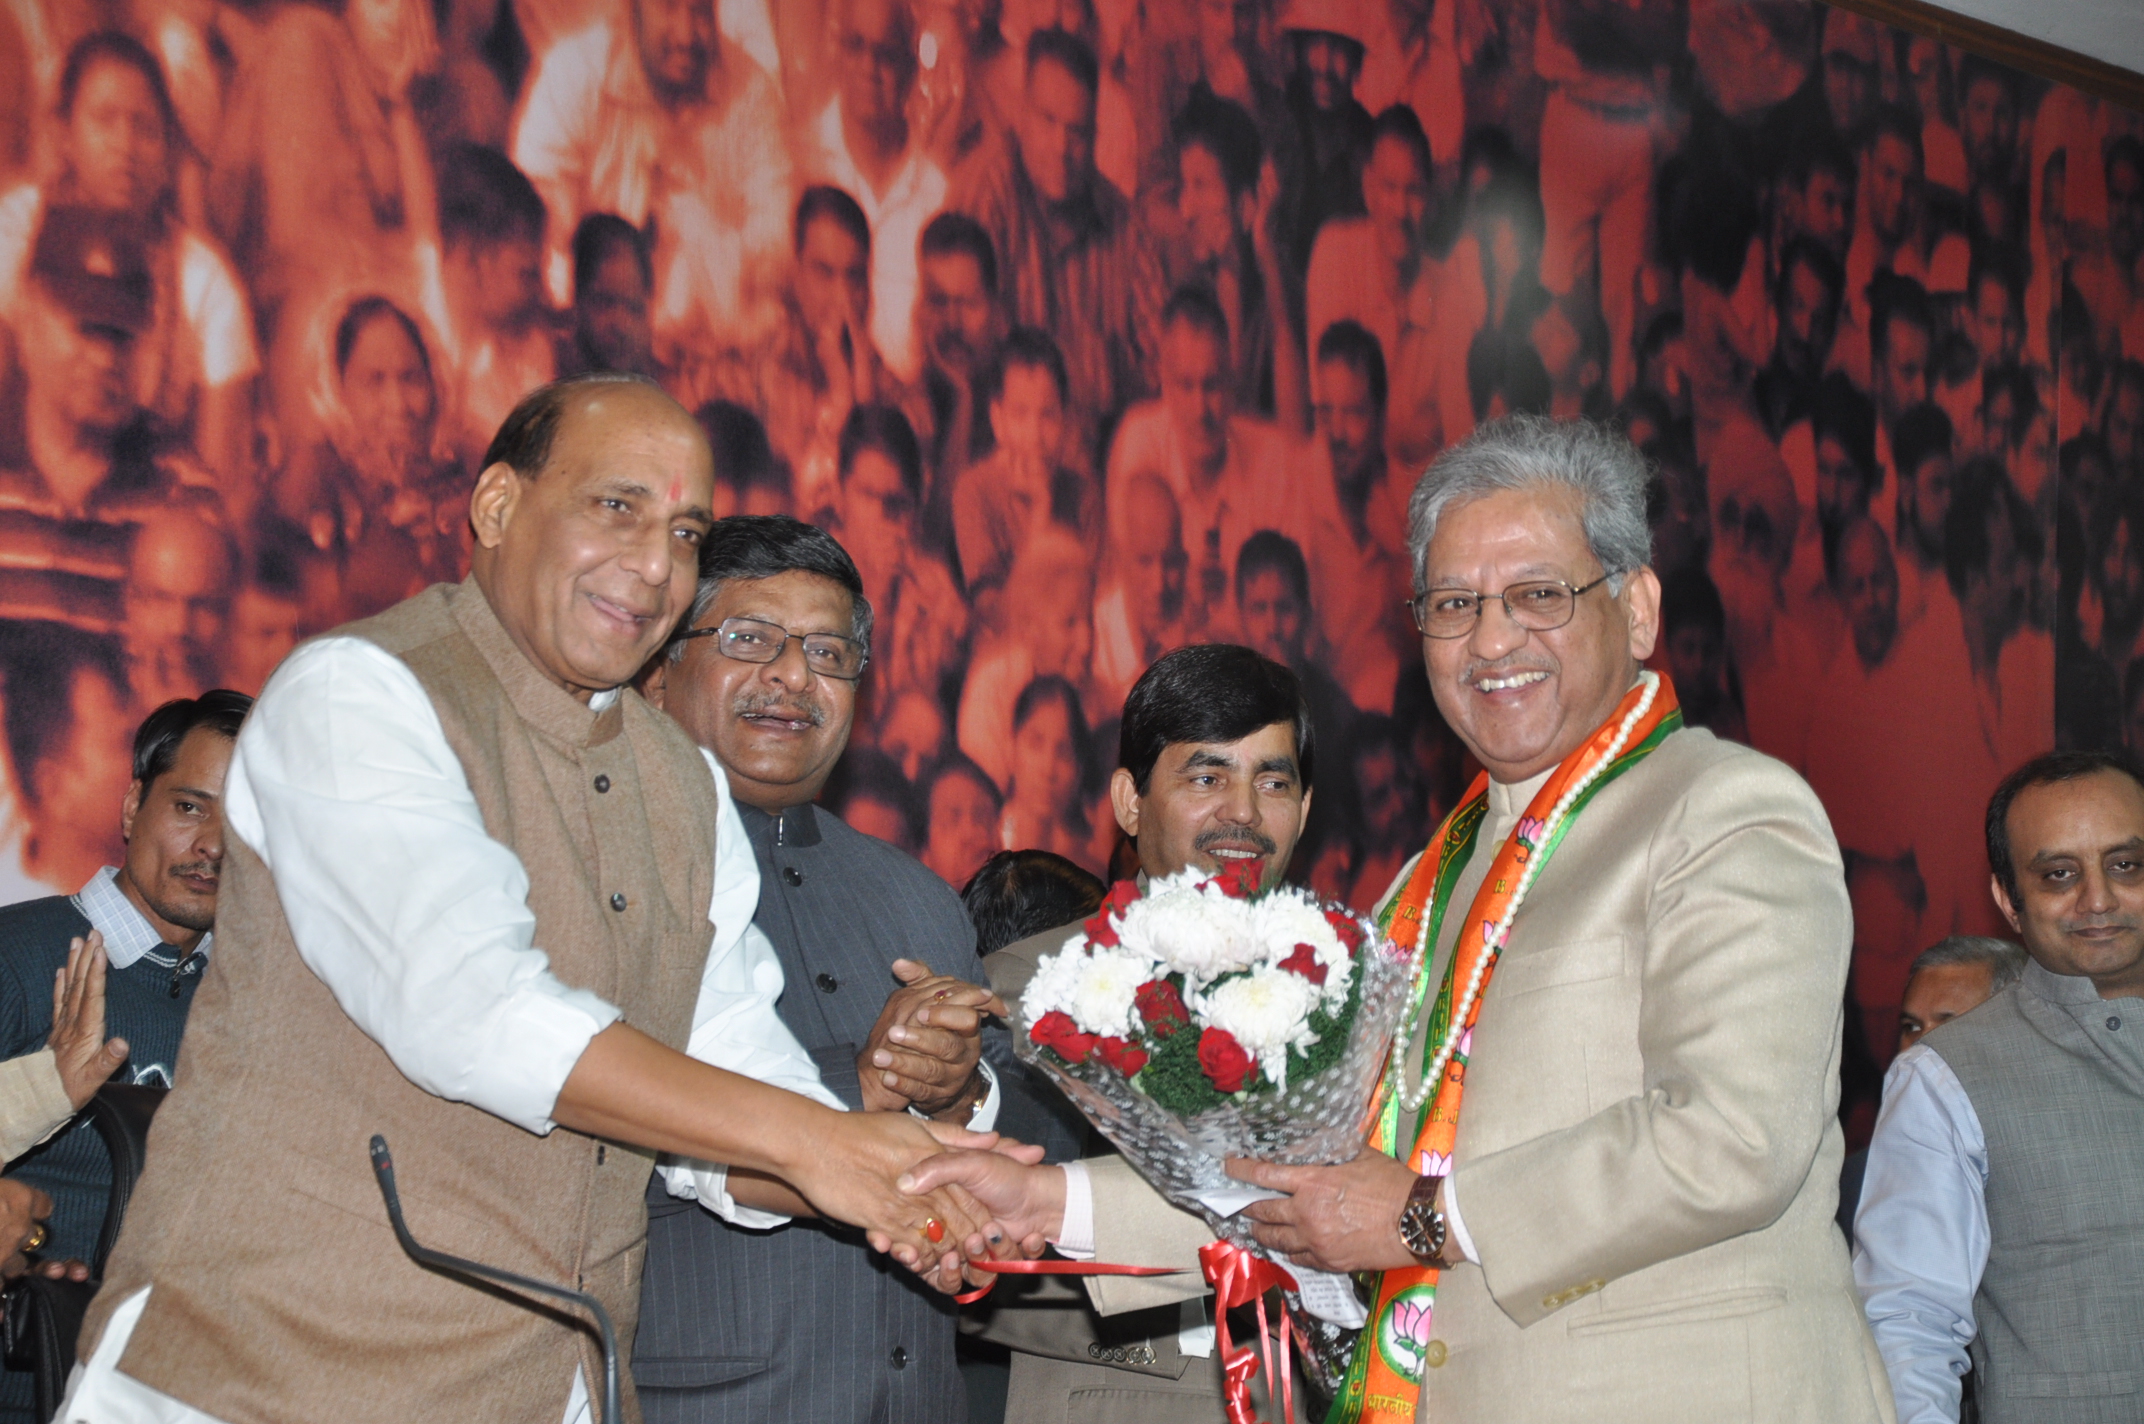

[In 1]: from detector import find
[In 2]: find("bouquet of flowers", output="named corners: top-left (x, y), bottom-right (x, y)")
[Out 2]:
top-left (1014, 862), bottom-right (1418, 1402)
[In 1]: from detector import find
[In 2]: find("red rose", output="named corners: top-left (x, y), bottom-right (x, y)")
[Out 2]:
top-left (1084, 881), bottom-right (1142, 947)
top-left (1095, 1035), bottom-right (1150, 1076)
top-left (1324, 909), bottom-right (1365, 953)
top-left (1209, 859), bottom-right (1261, 899)
top-left (1134, 978), bottom-right (1190, 1034)
top-left (1197, 1027), bottom-right (1256, 1093)
top-left (1032, 1011), bottom-right (1098, 1064)
top-left (1279, 942), bottom-right (1328, 986)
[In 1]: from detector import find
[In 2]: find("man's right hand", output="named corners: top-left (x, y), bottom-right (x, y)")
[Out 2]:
top-left (785, 1112), bottom-right (1016, 1292)
top-left (49, 933), bottom-right (128, 1110)
top-left (0, 1180), bottom-right (54, 1278)
top-left (898, 1147), bottom-right (1066, 1261)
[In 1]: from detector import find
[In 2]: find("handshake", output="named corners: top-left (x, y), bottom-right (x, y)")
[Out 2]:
top-left (803, 959), bottom-right (1063, 1294)
top-left (818, 959), bottom-right (1435, 1294)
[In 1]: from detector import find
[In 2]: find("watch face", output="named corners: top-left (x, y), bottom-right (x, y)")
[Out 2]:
top-left (1400, 1202), bottom-right (1443, 1258)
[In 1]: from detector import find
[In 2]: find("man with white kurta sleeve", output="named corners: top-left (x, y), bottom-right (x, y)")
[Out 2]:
top-left (65, 374), bottom-right (1001, 1424)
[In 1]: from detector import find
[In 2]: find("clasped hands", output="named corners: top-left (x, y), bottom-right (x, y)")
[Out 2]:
top-left (891, 1139), bottom-right (1432, 1283)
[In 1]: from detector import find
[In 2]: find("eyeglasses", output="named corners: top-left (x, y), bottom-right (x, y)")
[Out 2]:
top-left (1408, 574), bottom-right (1618, 640)
top-left (673, 617), bottom-right (869, 680)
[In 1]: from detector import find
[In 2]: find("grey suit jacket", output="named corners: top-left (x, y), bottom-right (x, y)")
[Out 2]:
top-left (634, 802), bottom-right (1049, 1424)
top-left (1081, 729), bottom-right (1897, 1423)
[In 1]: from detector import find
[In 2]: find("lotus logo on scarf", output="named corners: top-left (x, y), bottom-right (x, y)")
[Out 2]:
top-left (1375, 1284), bottom-right (1439, 1383)
top-left (1513, 815), bottom-right (1547, 861)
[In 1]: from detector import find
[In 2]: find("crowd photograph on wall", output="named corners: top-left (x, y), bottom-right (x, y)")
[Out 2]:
top-left (0, 0), bottom-right (2138, 1418)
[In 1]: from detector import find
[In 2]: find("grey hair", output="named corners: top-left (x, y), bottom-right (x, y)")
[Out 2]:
top-left (1908, 935), bottom-right (2027, 992)
top-left (1405, 415), bottom-right (1654, 597)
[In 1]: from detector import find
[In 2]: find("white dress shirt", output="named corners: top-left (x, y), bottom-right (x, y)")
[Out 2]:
top-left (1852, 1043), bottom-right (1990, 1424)
top-left (62, 636), bottom-right (843, 1424)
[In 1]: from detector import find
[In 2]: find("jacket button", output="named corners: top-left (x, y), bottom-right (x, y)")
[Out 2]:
top-left (1424, 1340), bottom-right (1447, 1368)
top-left (2109, 1016), bottom-right (2124, 1031)
top-left (782, 866), bottom-right (803, 886)
top-left (1087, 1343), bottom-right (1105, 1360)
top-left (610, 892), bottom-right (627, 911)
top-left (593, 774), bottom-right (611, 793)
top-left (889, 1346), bottom-right (908, 1370)
top-left (816, 973), bottom-right (838, 993)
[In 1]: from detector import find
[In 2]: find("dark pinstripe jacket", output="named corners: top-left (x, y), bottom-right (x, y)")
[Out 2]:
top-left (633, 800), bottom-right (1044, 1424)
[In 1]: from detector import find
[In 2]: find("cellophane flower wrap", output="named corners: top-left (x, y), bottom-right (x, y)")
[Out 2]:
top-left (1014, 863), bottom-right (1417, 1397)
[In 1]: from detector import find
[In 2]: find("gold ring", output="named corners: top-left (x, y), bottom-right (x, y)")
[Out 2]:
top-left (22, 1223), bottom-right (46, 1253)
top-left (925, 1217), bottom-right (946, 1243)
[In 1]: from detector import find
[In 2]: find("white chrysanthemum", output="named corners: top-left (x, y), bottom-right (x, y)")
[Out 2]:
top-left (1117, 873), bottom-right (1262, 982)
top-left (1021, 938), bottom-right (1089, 1024)
top-left (1062, 945), bottom-right (1152, 1037)
top-left (1250, 889), bottom-right (1358, 1008)
top-left (1196, 967), bottom-right (1322, 1090)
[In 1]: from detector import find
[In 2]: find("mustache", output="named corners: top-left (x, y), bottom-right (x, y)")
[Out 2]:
top-left (1195, 826), bottom-right (1277, 856)
top-left (169, 862), bottom-right (219, 882)
top-left (1461, 655), bottom-right (1557, 687)
top-left (2061, 915), bottom-right (2143, 935)
top-left (731, 689), bottom-right (828, 727)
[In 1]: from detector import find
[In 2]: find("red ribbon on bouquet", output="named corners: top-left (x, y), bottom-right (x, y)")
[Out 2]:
top-left (1199, 1240), bottom-right (1297, 1424)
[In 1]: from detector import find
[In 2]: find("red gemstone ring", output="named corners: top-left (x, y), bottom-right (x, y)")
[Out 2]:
top-left (925, 1217), bottom-right (946, 1243)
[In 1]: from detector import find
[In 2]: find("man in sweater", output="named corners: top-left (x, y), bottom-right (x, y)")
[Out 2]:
top-left (1855, 750), bottom-right (2144, 1423)
top-left (0, 692), bottom-right (246, 1247)
top-left (0, 690), bottom-right (248, 1422)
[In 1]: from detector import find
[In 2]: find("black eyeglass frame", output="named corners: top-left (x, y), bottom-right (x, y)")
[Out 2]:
top-left (1407, 572), bottom-right (1621, 640)
top-left (671, 617), bottom-right (870, 680)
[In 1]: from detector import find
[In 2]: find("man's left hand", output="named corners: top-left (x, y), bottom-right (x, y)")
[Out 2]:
top-left (1229, 1149), bottom-right (1423, 1275)
top-left (858, 960), bottom-right (1006, 1119)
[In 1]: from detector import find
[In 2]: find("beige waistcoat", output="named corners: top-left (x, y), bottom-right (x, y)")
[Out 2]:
top-left (82, 579), bottom-right (718, 1424)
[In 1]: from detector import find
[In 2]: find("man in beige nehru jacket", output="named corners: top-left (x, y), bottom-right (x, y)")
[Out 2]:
top-left (66, 374), bottom-right (1002, 1424)
top-left (911, 416), bottom-right (1893, 1424)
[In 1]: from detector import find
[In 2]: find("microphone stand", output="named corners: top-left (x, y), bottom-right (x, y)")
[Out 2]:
top-left (369, 1135), bottom-right (621, 1424)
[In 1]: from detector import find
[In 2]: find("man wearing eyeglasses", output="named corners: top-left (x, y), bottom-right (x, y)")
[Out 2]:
top-left (635, 513), bottom-right (1040, 1424)
top-left (908, 416), bottom-right (1891, 1424)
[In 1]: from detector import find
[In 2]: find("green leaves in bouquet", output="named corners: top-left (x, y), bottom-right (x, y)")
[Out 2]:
top-left (1139, 992), bottom-right (1242, 1114)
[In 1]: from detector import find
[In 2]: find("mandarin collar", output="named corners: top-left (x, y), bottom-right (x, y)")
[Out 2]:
top-left (445, 575), bottom-right (626, 748)
top-left (740, 800), bottom-right (823, 849)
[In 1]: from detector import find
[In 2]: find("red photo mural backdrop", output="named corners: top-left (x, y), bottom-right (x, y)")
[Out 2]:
top-left (0, 0), bottom-right (2139, 1115)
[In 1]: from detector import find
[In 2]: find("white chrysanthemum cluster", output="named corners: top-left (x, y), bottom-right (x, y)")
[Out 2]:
top-left (1114, 871), bottom-right (1267, 982)
top-left (1025, 869), bottom-right (1371, 1094)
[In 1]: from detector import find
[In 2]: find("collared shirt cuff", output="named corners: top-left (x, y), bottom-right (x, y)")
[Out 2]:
top-left (657, 1157), bottom-right (793, 1229)
top-left (1051, 1160), bottom-right (1095, 1259)
top-left (904, 1059), bottom-right (1002, 1131)
top-left (485, 985), bottom-right (622, 1135)
top-left (1444, 1173), bottom-right (1479, 1265)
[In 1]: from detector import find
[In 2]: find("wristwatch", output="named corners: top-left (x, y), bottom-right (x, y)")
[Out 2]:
top-left (1396, 1174), bottom-right (1448, 1268)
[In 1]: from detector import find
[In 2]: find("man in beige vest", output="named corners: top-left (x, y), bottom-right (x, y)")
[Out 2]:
top-left (910, 416), bottom-right (1895, 1423)
top-left (65, 374), bottom-right (1004, 1424)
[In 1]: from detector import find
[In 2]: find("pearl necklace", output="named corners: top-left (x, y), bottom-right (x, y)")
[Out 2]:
top-left (1386, 671), bottom-right (1661, 1114)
